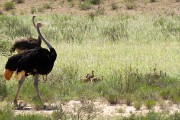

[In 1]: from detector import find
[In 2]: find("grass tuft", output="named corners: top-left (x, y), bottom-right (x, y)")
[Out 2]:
top-left (145, 100), bottom-right (156, 109)
top-left (79, 1), bottom-right (91, 10)
top-left (3, 2), bottom-right (15, 11)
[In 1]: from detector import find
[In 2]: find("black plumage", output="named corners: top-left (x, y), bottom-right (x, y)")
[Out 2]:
top-left (6, 47), bottom-right (56, 76)
top-left (10, 16), bottom-right (41, 53)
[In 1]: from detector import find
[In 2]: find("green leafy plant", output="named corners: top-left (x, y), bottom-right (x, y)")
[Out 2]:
top-left (0, 78), bottom-right (7, 101)
top-left (145, 100), bottom-right (156, 109)
top-left (117, 108), bottom-right (125, 113)
top-left (124, 0), bottom-right (136, 10)
top-left (149, 0), bottom-right (156, 2)
top-left (43, 3), bottom-right (52, 9)
top-left (79, 1), bottom-right (91, 10)
top-left (111, 2), bottom-right (118, 10)
top-left (88, 0), bottom-right (101, 5)
top-left (30, 7), bottom-right (36, 14)
top-left (37, 7), bottom-right (44, 12)
top-left (52, 107), bottom-right (66, 120)
top-left (12, 0), bottom-right (24, 4)
top-left (134, 101), bottom-right (142, 110)
top-left (3, 2), bottom-right (15, 11)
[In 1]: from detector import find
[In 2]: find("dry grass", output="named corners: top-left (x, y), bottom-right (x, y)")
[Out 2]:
top-left (0, 0), bottom-right (179, 15)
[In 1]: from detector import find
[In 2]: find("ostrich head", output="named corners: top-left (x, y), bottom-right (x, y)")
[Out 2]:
top-left (36, 22), bottom-right (53, 49)
top-left (37, 23), bottom-right (43, 28)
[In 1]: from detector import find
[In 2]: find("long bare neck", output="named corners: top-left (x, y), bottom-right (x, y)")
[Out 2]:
top-left (32, 16), bottom-right (36, 29)
top-left (33, 16), bottom-right (42, 45)
top-left (37, 24), bottom-right (53, 49)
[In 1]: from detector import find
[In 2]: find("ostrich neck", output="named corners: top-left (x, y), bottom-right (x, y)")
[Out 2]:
top-left (37, 27), bottom-right (53, 49)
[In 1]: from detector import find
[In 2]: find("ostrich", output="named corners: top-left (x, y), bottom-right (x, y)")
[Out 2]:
top-left (10, 16), bottom-right (41, 53)
top-left (86, 70), bottom-right (94, 80)
top-left (3, 22), bottom-right (57, 105)
top-left (81, 70), bottom-right (95, 82)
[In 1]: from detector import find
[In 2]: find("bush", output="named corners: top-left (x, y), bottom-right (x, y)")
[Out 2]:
top-left (0, 10), bottom-right (3, 15)
top-left (124, 0), bottom-right (136, 10)
top-left (0, 78), bottom-right (7, 101)
top-left (88, 0), bottom-right (101, 5)
top-left (3, 2), bottom-right (15, 11)
top-left (149, 0), bottom-right (156, 2)
top-left (52, 107), bottom-right (66, 120)
top-left (37, 7), bottom-right (44, 13)
top-left (43, 3), bottom-right (52, 9)
top-left (134, 102), bottom-right (142, 110)
top-left (111, 2), bottom-right (118, 10)
top-left (30, 7), bottom-right (36, 14)
top-left (145, 100), bottom-right (156, 109)
top-left (79, 1), bottom-right (91, 10)
top-left (12, 0), bottom-right (24, 4)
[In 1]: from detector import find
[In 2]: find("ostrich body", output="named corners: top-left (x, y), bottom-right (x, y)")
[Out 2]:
top-left (4, 23), bottom-right (57, 105)
top-left (10, 16), bottom-right (41, 53)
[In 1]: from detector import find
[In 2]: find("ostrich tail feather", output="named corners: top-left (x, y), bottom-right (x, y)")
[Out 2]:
top-left (3, 69), bottom-right (13, 80)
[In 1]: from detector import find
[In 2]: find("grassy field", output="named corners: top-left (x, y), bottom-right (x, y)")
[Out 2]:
top-left (0, 13), bottom-right (180, 119)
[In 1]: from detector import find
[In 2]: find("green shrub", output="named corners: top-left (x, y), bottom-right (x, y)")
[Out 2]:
top-left (43, 3), bottom-right (52, 9)
top-left (134, 102), bottom-right (142, 110)
top-left (95, 6), bottom-right (105, 15)
top-left (0, 40), bottom-right (11, 56)
top-left (30, 7), bottom-right (36, 14)
top-left (68, 1), bottom-right (75, 8)
top-left (14, 114), bottom-right (51, 120)
top-left (125, 94), bottom-right (133, 106)
top-left (88, 0), bottom-right (101, 5)
top-left (106, 91), bottom-right (119, 104)
top-left (169, 112), bottom-right (180, 120)
top-left (0, 102), bottom-right (14, 120)
top-left (79, 1), bottom-right (91, 10)
top-left (0, 78), bottom-right (7, 101)
top-left (149, 0), bottom-right (156, 2)
top-left (12, 0), bottom-right (24, 4)
top-left (37, 7), bottom-right (44, 12)
top-left (3, 2), bottom-right (15, 11)
top-left (145, 100), bottom-right (156, 109)
top-left (117, 108), bottom-right (125, 113)
top-left (0, 10), bottom-right (3, 15)
top-left (52, 107), bottom-right (66, 120)
top-left (111, 2), bottom-right (118, 10)
top-left (125, 0), bottom-right (136, 10)
top-left (160, 89), bottom-right (171, 100)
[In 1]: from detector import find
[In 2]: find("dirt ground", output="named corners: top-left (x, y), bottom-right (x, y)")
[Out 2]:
top-left (0, 0), bottom-right (179, 16)
top-left (14, 99), bottom-right (180, 117)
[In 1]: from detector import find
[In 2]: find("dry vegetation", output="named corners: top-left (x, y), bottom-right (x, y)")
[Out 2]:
top-left (0, 0), bottom-right (179, 15)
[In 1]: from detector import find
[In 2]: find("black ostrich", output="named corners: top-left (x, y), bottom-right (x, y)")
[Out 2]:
top-left (3, 23), bottom-right (57, 105)
top-left (10, 16), bottom-right (41, 53)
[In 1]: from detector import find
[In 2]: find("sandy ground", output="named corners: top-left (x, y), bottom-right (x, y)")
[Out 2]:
top-left (14, 100), bottom-right (180, 118)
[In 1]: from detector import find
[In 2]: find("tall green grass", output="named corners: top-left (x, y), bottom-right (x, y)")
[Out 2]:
top-left (0, 14), bottom-right (179, 106)
top-left (0, 14), bottom-right (179, 43)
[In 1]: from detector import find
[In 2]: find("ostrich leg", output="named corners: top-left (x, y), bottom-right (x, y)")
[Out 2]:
top-left (14, 76), bottom-right (26, 105)
top-left (34, 74), bottom-right (41, 101)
